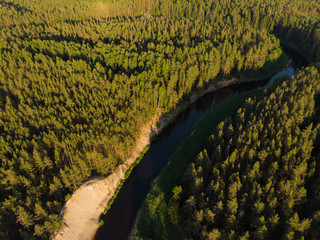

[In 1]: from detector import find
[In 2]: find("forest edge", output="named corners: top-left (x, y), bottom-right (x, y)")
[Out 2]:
top-left (50, 52), bottom-right (288, 240)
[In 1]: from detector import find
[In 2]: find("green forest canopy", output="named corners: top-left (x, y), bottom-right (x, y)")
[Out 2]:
top-left (135, 1), bottom-right (320, 240)
top-left (1, 0), bottom-right (320, 239)
top-left (137, 67), bottom-right (320, 239)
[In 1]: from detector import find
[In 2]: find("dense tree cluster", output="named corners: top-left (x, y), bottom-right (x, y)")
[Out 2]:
top-left (137, 68), bottom-right (320, 240)
top-left (227, 0), bottom-right (320, 62)
top-left (175, 67), bottom-right (320, 239)
top-left (135, 1), bottom-right (320, 239)
top-left (0, 0), bottom-right (289, 239)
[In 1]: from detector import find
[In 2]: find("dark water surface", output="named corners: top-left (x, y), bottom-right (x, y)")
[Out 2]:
top-left (94, 48), bottom-right (307, 240)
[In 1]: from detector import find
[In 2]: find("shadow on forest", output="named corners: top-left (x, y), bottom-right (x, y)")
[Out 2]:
top-left (273, 23), bottom-right (316, 63)
top-left (14, 33), bottom-right (155, 75)
top-left (0, 0), bottom-right (33, 13)
top-left (311, 92), bottom-right (320, 156)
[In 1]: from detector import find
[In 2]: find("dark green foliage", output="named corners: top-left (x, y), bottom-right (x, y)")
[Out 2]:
top-left (137, 68), bottom-right (320, 239)
top-left (177, 68), bottom-right (320, 239)
top-left (134, 88), bottom-right (266, 239)
top-left (1, 0), bottom-right (320, 239)
top-left (135, 1), bottom-right (320, 239)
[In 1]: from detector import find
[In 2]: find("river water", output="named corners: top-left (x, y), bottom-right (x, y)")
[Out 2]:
top-left (94, 47), bottom-right (307, 240)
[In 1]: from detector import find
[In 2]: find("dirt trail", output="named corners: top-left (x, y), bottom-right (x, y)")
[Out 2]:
top-left (51, 77), bottom-right (252, 240)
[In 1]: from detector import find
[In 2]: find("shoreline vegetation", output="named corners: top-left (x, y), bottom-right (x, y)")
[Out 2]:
top-left (52, 52), bottom-right (289, 240)
top-left (136, 65), bottom-right (320, 239)
top-left (132, 73), bottom-right (290, 239)
top-left (1, 1), bottom-right (287, 237)
top-left (100, 50), bottom-right (290, 221)
top-left (133, 31), bottom-right (319, 239)
top-left (2, 0), bottom-right (319, 239)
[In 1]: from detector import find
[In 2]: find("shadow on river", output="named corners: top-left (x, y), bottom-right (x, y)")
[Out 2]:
top-left (93, 46), bottom-right (308, 240)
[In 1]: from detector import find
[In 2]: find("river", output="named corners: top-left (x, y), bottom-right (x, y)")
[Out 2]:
top-left (93, 47), bottom-right (307, 240)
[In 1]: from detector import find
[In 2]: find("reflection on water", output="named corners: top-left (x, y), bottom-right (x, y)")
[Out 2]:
top-left (94, 48), bottom-right (307, 240)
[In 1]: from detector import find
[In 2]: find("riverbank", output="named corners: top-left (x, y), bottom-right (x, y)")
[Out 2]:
top-left (280, 40), bottom-right (312, 64)
top-left (129, 75), bottom-right (289, 239)
top-left (52, 54), bottom-right (288, 240)
top-left (132, 87), bottom-right (264, 239)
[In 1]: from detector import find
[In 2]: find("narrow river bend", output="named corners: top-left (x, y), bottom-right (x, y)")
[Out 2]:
top-left (94, 47), bottom-right (307, 240)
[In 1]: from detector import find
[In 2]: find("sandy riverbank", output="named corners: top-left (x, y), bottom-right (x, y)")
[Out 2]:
top-left (51, 76), bottom-right (260, 240)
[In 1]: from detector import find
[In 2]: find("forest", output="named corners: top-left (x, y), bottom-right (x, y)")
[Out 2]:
top-left (135, 0), bottom-right (320, 240)
top-left (1, 0), bottom-right (320, 239)
top-left (137, 66), bottom-right (320, 239)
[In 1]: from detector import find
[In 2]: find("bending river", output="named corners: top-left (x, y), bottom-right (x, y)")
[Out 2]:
top-left (94, 47), bottom-right (307, 240)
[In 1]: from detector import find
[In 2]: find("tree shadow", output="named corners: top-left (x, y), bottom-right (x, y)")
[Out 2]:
top-left (273, 22), bottom-right (316, 63)
top-left (0, 0), bottom-right (33, 13)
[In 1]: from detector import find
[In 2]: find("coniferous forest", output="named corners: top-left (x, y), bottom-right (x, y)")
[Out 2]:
top-left (1, 0), bottom-right (320, 239)
top-left (138, 68), bottom-right (320, 239)
top-left (134, 1), bottom-right (320, 240)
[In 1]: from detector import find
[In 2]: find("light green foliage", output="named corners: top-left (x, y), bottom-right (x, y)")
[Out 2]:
top-left (135, 0), bottom-right (320, 237)
top-left (139, 67), bottom-right (320, 239)
top-left (1, 0), bottom-right (320, 239)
